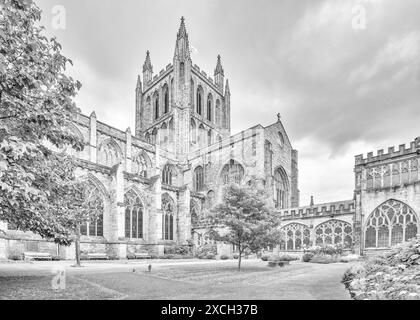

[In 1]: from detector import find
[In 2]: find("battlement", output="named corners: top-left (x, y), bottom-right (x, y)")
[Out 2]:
top-left (278, 199), bottom-right (355, 219)
top-left (144, 64), bottom-right (174, 93)
top-left (192, 64), bottom-right (223, 94)
top-left (355, 137), bottom-right (420, 166)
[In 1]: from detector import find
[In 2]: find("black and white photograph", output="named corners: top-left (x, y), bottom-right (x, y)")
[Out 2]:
top-left (0, 0), bottom-right (420, 306)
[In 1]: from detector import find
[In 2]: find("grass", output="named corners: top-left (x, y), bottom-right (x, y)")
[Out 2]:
top-left (0, 260), bottom-right (352, 300)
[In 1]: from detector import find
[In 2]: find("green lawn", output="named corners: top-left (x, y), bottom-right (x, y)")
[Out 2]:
top-left (0, 260), bottom-right (352, 300)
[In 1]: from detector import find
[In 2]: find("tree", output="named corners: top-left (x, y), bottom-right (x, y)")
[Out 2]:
top-left (0, 0), bottom-right (86, 245)
top-left (208, 183), bottom-right (282, 271)
top-left (63, 181), bottom-right (104, 267)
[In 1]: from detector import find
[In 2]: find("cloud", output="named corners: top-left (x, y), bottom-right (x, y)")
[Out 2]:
top-left (35, 0), bottom-right (420, 204)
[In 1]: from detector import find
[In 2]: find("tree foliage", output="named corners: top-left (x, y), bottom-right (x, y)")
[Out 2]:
top-left (208, 183), bottom-right (282, 270)
top-left (0, 0), bottom-right (93, 245)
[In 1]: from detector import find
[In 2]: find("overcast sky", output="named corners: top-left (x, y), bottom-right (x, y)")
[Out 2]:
top-left (37, 0), bottom-right (420, 206)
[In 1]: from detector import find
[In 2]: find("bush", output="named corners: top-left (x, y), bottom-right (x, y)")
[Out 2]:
top-left (51, 255), bottom-right (61, 261)
top-left (206, 254), bottom-right (216, 260)
top-left (278, 254), bottom-right (299, 262)
top-left (310, 254), bottom-right (338, 264)
top-left (261, 255), bottom-right (270, 262)
top-left (8, 254), bottom-right (22, 261)
top-left (233, 254), bottom-right (239, 260)
top-left (8, 247), bottom-right (22, 261)
top-left (220, 255), bottom-right (229, 260)
top-left (343, 236), bottom-right (420, 300)
top-left (302, 253), bottom-right (314, 262)
top-left (165, 245), bottom-right (191, 255)
top-left (304, 244), bottom-right (344, 256)
top-left (196, 245), bottom-right (217, 258)
top-left (107, 254), bottom-right (119, 260)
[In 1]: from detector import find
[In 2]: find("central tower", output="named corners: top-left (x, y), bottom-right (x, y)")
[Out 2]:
top-left (135, 17), bottom-right (231, 161)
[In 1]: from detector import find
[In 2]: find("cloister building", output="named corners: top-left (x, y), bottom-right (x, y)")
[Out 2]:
top-left (0, 18), bottom-right (418, 260)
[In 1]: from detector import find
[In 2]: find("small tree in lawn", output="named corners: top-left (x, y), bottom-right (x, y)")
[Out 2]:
top-left (61, 181), bottom-right (104, 267)
top-left (208, 183), bottom-right (281, 271)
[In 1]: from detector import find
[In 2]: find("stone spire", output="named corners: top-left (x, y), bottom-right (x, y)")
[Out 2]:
top-left (174, 17), bottom-right (191, 61)
top-left (143, 50), bottom-right (153, 73)
top-left (310, 196), bottom-right (314, 207)
top-left (142, 51), bottom-right (153, 84)
top-left (214, 54), bottom-right (224, 76)
top-left (214, 54), bottom-right (225, 91)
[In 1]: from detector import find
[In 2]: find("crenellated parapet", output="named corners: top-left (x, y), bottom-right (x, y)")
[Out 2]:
top-left (192, 64), bottom-right (224, 95)
top-left (355, 137), bottom-right (420, 166)
top-left (354, 137), bottom-right (420, 192)
top-left (278, 199), bottom-right (355, 220)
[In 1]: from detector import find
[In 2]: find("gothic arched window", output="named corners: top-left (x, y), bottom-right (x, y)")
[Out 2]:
top-left (221, 160), bottom-right (245, 185)
top-left (98, 139), bottom-right (121, 167)
top-left (207, 130), bottom-right (212, 147)
top-left (190, 79), bottom-right (195, 110)
top-left (194, 166), bottom-right (204, 191)
top-left (196, 86), bottom-right (203, 115)
top-left (365, 199), bottom-right (418, 248)
top-left (124, 191), bottom-right (144, 239)
top-left (154, 92), bottom-right (159, 120)
top-left (163, 85), bottom-right (169, 114)
top-left (162, 164), bottom-right (175, 186)
top-left (314, 220), bottom-right (353, 248)
top-left (280, 223), bottom-right (310, 251)
top-left (215, 100), bottom-right (221, 126)
top-left (207, 94), bottom-right (213, 122)
top-left (80, 182), bottom-right (104, 237)
top-left (132, 153), bottom-right (148, 178)
top-left (162, 194), bottom-right (175, 241)
top-left (274, 167), bottom-right (289, 209)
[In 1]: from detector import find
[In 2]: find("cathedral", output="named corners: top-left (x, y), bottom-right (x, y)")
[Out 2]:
top-left (0, 18), bottom-right (299, 259)
top-left (0, 18), bottom-right (418, 260)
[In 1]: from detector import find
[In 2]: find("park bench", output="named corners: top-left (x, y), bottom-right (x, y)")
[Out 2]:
top-left (24, 252), bottom-right (52, 261)
top-left (87, 253), bottom-right (108, 260)
top-left (268, 260), bottom-right (290, 268)
top-left (134, 253), bottom-right (151, 259)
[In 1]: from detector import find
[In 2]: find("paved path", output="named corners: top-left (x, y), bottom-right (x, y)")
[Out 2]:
top-left (0, 260), bottom-right (352, 300)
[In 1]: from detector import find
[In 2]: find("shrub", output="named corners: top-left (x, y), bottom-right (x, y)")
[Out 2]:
top-left (8, 247), bottom-right (22, 261)
top-left (8, 254), bottom-right (22, 261)
top-left (343, 236), bottom-right (420, 300)
top-left (196, 245), bottom-right (217, 258)
top-left (233, 254), bottom-right (239, 260)
top-left (302, 253), bottom-right (314, 262)
top-left (108, 254), bottom-right (119, 261)
top-left (127, 253), bottom-right (136, 260)
top-left (310, 254), bottom-right (338, 264)
top-left (165, 245), bottom-right (191, 255)
top-left (206, 254), bottom-right (216, 260)
top-left (220, 255), bottom-right (229, 260)
top-left (261, 255), bottom-right (270, 262)
top-left (51, 255), bottom-right (61, 261)
top-left (304, 244), bottom-right (344, 256)
top-left (278, 254), bottom-right (299, 262)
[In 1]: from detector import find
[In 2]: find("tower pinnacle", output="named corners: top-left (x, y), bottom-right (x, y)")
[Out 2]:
top-left (174, 17), bottom-right (191, 61)
top-left (214, 54), bottom-right (224, 76)
top-left (143, 50), bottom-right (153, 73)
